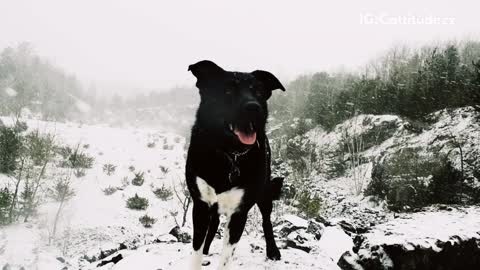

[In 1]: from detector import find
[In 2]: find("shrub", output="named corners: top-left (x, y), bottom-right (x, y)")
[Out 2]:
top-left (131, 172), bottom-right (145, 186)
top-left (120, 177), bottom-right (130, 189)
top-left (139, 214), bottom-right (156, 228)
top-left (74, 168), bottom-right (86, 178)
top-left (126, 194), bottom-right (149, 210)
top-left (49, 178), bottom-right (75, 202)
top-left (0, 187), bottom-right (12, 224)
top-left (25, 130), bottom-right (55, 166)
top-left (58, 145), bottom-right (94, 169)
top-left (159, 166), bottom-right (169, 174)
top-left (153, 185), bottom-right (173, 201)
top-left (13, 121), bottom-right (28, 133)
top-left (102, 163), bottom-right (116, 176)
top-left (147, 142), bottom-right (155, 148)
top-left (429, 160), bottom-right (463, 204)
top-left (103, 186), bottom-right (118, 195)
top-left (69, 152), bottom-right (94, 169)
top-left (296, 190), bottom-right (323, 219)
top-left (0, 127), bottom-right (23, 174)
top-left (364, 149), bottom-right (462, 211)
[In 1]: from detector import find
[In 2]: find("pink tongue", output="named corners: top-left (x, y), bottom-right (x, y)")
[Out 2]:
top-left (234, 129), bottom-right (257, 145)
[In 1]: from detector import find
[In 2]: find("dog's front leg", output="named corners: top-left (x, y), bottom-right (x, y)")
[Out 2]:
top-left (218, 211), bottom-right (248, 270)
top-left (191, 200), bottom-right (210, 270)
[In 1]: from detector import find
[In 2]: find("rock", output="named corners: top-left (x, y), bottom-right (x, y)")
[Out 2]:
top-left (169, 226), bottom-right (192, 243)
top-left (338, 220), bottom-right (357, 235)
top-left (338, 251), bottom-right (364, 270)
top-left (342, 207), bottom-right (480, 270)
top-left (277, 215), bottom-right (309, 237)
top-left (99, 246), bottom-right (119, 260)
top-left (283, 214), bottom-right (308, 228)
top-left (156, 234), bottom-right (177, 243)
top-left (56, 257), bottom-right (65, 263)
top-left (307, 220), bottom-right (325, 240)
top-left (285, 240), bottom-right (312, 253)
top-left (82, 243), bottom-right (125, 263)
top-left (97, 254), bottom-right (124, 267)
top-left (119, 243), bottom-right (128, 250)
top-left (353, 235), bottom-right (366, 253)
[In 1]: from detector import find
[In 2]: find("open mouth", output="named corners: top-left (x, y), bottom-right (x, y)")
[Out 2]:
top-left (228, 122), bottom-right (257, 145)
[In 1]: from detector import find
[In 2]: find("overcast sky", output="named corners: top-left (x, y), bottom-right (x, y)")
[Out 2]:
top-left (0, 0), bottom-right (478, 91)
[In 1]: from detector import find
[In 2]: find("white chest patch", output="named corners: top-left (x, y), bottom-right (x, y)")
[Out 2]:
top-left (196, 177), bottom-right (244, 216)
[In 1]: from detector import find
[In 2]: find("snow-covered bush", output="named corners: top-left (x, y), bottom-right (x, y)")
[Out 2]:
top-left (365, 148), bottom-right (465, 211)
top-left (159, 166), bottom-right (169, 174)
top-left (74, 169), bottom-right (86, 178)
top-left (103, 186), bottom-right (118, 195)
top-left (365, 149), bottom-right (434, 211)
top-left (153, 185), bottom-right (173, 201)
top-left (430, 160), bottom-right (463, 204)
top-left (24, 130), bottom-right (55, 166)
top-left (296, 190), bottom-right (323, 219)
top-left (126, 194), bottom-right (149, 210)
top-left (0, 187), bottom-right (12, 224)
top-left (147, 142), bottom-right (155, 148)
top-left (131, 172), bottom-right (145, 186)
top-left (0, 126), bottom-right (23, 174)
top-left (139, 214), bottom-right (156, 228)
top-left (13, 121), bottom-right (28, 133)
top-left (102, 163), bottom-right (116, 176)
top-left (58, 145), bottom-right (94, 169)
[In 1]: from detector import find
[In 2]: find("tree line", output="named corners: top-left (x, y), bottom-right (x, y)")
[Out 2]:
top-left (270, 41), bottom-right (480, 130)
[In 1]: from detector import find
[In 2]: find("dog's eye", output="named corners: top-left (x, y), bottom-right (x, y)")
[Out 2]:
top-left (225, 89), bottom-right (232, 95)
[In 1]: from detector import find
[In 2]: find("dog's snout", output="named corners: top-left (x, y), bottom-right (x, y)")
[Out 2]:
top-left (243, 102), bottom-right (261, 114)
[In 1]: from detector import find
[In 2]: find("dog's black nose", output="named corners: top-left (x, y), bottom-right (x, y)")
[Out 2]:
top-left (243, 102), bottom-right (261, 114)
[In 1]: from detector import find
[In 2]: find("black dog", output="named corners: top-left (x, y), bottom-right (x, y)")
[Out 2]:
top-left (186, 60), bottom-right (285, 269)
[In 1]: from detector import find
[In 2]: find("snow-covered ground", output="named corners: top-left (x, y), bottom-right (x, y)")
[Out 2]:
top-left (1, 106), bottom-right (480, 270)
top-left (0, 118), bottom-right (352, 270)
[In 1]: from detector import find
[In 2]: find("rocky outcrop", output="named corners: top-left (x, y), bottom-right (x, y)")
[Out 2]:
top-left (338, 206), bottom-right (480, 270)
top-left (169, 226), bottom-right (192, 243)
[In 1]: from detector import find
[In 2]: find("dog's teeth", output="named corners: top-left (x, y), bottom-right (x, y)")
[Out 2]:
top-left (249, 122), bottom-right (254, 130)
top-left (229, 124), bottom-right (233, 131)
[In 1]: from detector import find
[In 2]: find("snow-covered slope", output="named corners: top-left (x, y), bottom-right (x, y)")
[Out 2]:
top-left (1, 106), bottom-right (480, 270)
top-left (0, 118), bottom-right (351, 270)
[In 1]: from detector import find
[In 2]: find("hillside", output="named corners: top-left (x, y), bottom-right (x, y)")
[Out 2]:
top-left (0, 106), bottom-right (479, 270)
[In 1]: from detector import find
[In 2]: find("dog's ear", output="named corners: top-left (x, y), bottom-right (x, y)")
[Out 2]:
top-left (188, 60), bottom-right (225, 88)
top-left (251, 70), bottom-right (285, 99)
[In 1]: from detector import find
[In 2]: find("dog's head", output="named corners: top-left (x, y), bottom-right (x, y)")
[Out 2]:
top-left (189, 60), bottom-right (285, 151)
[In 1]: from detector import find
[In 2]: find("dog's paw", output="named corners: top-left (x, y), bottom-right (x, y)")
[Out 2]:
top-left (267, 248), bottom-right (281, 261)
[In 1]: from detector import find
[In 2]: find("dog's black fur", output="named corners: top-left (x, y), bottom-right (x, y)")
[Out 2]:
top-left (186, 60), bottom-right (285, 265)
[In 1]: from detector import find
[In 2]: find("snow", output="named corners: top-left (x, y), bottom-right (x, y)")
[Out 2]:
top-left (317, 226), bottom-right (353, 263)
top-left (0, 117), bottom-right (187, 268)
top-left (90, 239), bottom-right (341, 270)
top-left (4, 87), bottom-right (17, 97)
top-left (0, 117), bottom-right (345, 270)
top-left (1, 106), bottom-right (480, 269)
top-left (75, 100), bottom-right (91, 113)
top-left (283, 214), bottom-right (308, 228)
top-left (361, 206), bottom-right (480, 249)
